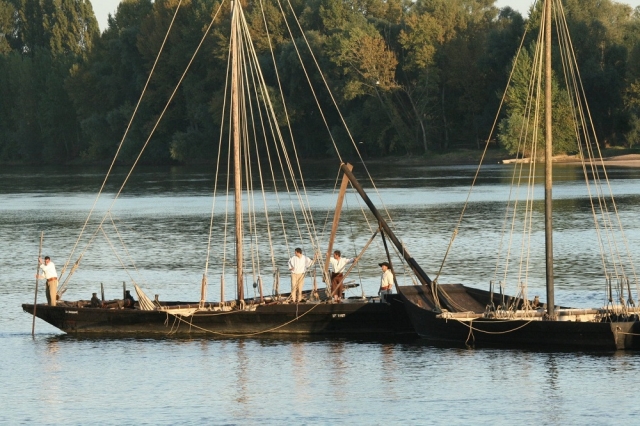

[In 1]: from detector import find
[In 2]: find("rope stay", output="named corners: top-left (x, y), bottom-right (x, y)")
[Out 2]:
top-left (59, 0), bottom-right (227, 296)
top-left (434, 0), bottom-right (638, 317)
top-left (550, 1), bottom-right (637, 313)
top-left (432, 5), bottom-right (535, 287)
top-left (272, 0), bottom-right (401, 240)
top-left (54, 0), bottom-right (427, 319)
top-left (59, 0), bottom-right (187, 290)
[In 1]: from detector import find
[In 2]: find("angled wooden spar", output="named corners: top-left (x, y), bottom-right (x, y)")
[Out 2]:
top-left (340, 163), bottom-right (432, 287)
top-left (323, 163), bottom-right (353, 281)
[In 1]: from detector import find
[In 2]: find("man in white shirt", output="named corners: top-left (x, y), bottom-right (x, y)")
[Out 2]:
top-left (378, 261), bottom-right (394, 302)
top-left (288, 248), bottom-right (313, 303)
top-left (37, 256), bottom-right (58, 306)
top-left (329, 250), bottom-right (354, 302)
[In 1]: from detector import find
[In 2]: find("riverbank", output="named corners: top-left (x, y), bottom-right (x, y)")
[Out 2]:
top-left (502, 153), bottom-right (640, 167)
top-left (5, 148), bottom-right (639, 168)
top-left (374, 147), bottom-right (640, 167)
top-left (356, 148), bottom-right (640, 168)
top-left (345, 148), bottom-right (511, 167)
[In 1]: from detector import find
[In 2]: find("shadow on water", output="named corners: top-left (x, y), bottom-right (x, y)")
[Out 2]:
top-left (39, 331), bottom-right (637, 359)
top-left (46, 332), bottom-right (421, 346)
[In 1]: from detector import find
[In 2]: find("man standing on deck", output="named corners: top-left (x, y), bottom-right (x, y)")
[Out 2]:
top-left (288, 248), bottom-right (313, 303)
top-left (36, 256), bottom-right (58, 306)
top-left (378, 262), bottom-right (394, 302)
top-left (329, 250), bottom-right (354, 302)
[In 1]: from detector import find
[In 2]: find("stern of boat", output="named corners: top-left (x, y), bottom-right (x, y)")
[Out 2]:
top-left (612, 321), bottom-right (640, 350)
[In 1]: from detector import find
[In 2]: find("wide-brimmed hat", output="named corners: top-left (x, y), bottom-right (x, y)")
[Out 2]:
top-left (378, 262), bottom-right (390, 268)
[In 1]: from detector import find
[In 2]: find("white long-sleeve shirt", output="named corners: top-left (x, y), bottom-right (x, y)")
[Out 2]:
top-left (288, 254), bottom-right (312, 274)
top-left (329, 256), bottom-right (354, 274)
top-left (39, 261), bottom-right (58, 279)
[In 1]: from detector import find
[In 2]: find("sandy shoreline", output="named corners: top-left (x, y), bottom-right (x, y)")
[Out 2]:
top-left (360, 151), bottom-right (640, 168)
top-left (502, 153), bottom-right (640, 167)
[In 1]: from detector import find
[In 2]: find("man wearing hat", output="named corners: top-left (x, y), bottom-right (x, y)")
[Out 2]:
top-left (378, 261), bottom-right (394, 301)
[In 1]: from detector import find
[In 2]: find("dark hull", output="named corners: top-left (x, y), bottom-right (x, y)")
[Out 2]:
top-left (399, 284), bottom-right (640, 350)
top-left (23, 294), bottom-right (414, 337)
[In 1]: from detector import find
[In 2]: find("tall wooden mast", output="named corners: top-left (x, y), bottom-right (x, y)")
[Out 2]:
top-left (544, 0), bottom-right (555, 319)
top-left (231, 0), bottom-right (244, 303)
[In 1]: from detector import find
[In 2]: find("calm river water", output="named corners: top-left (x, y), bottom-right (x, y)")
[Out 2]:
top-left (2, 162), bottom-right (640, 424)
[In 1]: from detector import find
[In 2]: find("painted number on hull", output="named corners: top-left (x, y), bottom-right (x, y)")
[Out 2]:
top-left (332, 314), bottom-right (345, 318)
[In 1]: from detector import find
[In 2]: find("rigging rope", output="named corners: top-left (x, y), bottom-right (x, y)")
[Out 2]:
top-left (558, 0), bottom-right (639, 306)
top-left (60, 1), bottom-right (226, 294)
top-left (431, 10), bottom-right (534, 286)
top-left (59, 0), bottom-right (186, 288)
top-left (278, 0), bottom-right (401, 239)
top-left (165, 300), bottom-right (328, 337)
top-left (554, 0), bottom-right (638, 307)
top-left (432, 0), bottom-right (638, 315)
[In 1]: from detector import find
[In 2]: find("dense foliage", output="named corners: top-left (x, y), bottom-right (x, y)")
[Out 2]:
top-left (1, 0), bottom-right (640, 164)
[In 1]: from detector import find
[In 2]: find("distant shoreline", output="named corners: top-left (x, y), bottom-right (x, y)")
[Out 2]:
top-left (502, 153), bottom-right (640, 167)
top-left (355, 151), bottom-right (640, 168)
top-left (3, 151), bottom-right (640, 168)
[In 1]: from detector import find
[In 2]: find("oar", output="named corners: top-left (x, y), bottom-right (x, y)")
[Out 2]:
top-left (31, 232), bottom-right (44, 337)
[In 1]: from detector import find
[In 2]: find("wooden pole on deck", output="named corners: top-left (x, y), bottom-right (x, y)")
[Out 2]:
top-left (220, 274), bottom-right (225, 306)
top-left (322, 163), bottom-right (353, 297)
top-left (200, 274), bottom-right (207, 308)
top-left (32, 232), bottom-right (44, 337)
top-left (324, 163), bottom-right (353, 292)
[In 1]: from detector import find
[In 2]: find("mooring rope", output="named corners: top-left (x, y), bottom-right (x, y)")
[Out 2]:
top-left (454, 318), bottom-right (535, 335)
top-left (163, 300), bottom-right (328, 337)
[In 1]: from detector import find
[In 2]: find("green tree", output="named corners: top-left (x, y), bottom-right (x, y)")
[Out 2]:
top-left (44, 0), bottom-right (99, 58)
top-left (397, 11), bottom-right (443, 153)
top-left (497, 48), bottom-right (577, 157)
top-left (0, 0), bottom-right (99, 163)
top-left (66, 0), bottom-right (155, 162)
top-left (7, 0), bottom-right (97, 57)
top-left (0, 0), bottom-right (14, 54)
top-left (561, 0), bottom-right (633, 146)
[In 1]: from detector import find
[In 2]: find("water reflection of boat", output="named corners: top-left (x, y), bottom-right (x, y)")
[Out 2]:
top-left (22, 1), bottom-right (418, 337)
top-left (399, 0), bottom-right (640, 350)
